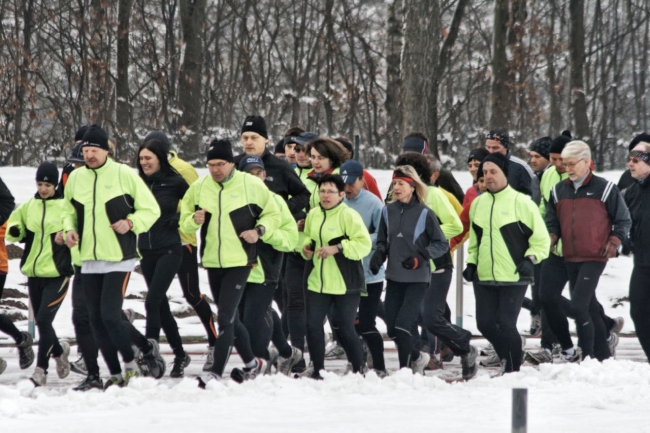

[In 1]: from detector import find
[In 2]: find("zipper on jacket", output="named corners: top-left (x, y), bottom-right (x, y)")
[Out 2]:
top-left (92, 171), bottom-right (98, 260)
top-left (489, 195), bottom-right (496, 281)
top-left (217, 183), bottom-right (223, 267)
top-left (148, 181), bottom-right (155, 250)
top-left (32, 199), bottom-right (47, 277)
top-left (318, 209), bottom-right (328, 293)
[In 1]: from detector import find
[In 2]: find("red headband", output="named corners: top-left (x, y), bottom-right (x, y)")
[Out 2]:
top-left (392, 172), bottom-right (414, 183)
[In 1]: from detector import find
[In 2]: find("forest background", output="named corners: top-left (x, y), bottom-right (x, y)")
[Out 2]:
top-left (0, 0), bottom-right (647, 170)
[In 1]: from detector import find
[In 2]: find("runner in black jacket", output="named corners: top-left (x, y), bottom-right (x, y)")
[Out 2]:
top-left (137, 139), bottom-right (191, 378)
top-left (623, 140), bottom-right (650, 361)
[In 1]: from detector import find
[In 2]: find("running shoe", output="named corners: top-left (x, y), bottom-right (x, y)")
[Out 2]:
top-left (277, 347), bottom-right (303, 376)
top-left (54, 340), bottom-right (71, 378)
top-left (411, 352), bottom-right (430, 375)
top-left (73, 374), bottom-right (104, 392)
top-left (525, 349), bottom-right (553, 365)
top-left (202, 346), bottom-right (215, 372)
top-left (461, 346), bottom-right (478, 380)
top-left (30, 367), bottom-right (47, 387)
top-left (16, 331), bottom-right (35, 370)
top-left (170, 353), bottom-right (191, 378)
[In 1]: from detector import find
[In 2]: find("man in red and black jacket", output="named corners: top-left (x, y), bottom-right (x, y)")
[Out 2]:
top-left (544, 140), bottom-right (631, 363)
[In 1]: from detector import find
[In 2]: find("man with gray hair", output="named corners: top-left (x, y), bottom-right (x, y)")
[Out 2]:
top-left (543, 141), bottom-right (631, 363)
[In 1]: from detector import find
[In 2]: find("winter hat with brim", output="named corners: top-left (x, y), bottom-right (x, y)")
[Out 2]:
top-left (287, 132), bottom-right (319, 146)
top-left (241, 115), bottom-right (268, 139)
top-left (144, 131), bottom-right (172, 153)
top-left (239, 155), bottom-right (265, 172)
top-left (402, 136), bottom-right (428, 154)
top-left (36, 162), bottom-right (59, 187)
top-left (81, 124), bottom-right (109, 151)
top-left (530, 136), bottom-right (552, 160)
top-left (340, 160), bottom-right (364, 184)
top-left (206, 139), bottom-right (234, 163)
top-left (549, 130), bottom-right (572, 154)
top-left (486, 129), bottom-right (510, 149)
top-left (74, 125), bottom-right (88, 142)
top-left (467, 148), bottom-right (490, 164)
top-left (477, 152), bottom-right (509, 180)
top-left (67, 143), bottom-right (85, 163)
top-left (628, 132), bottom-right (650, 152)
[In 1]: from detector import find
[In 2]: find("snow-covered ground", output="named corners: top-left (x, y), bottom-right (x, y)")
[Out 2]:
top-left (0, 165), bottom-right (645, 433)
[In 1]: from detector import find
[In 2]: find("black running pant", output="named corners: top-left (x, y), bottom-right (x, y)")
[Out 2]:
top-left (565, 261), bottom-right (609, 360)
top-left (357, 281), bottom-right (385, 371)
top-left (422, 269), bottom-right (471, 356)
top-left (270, 307), bottom-right (293, 358)
top-left (0, 273), bottom-right (23, 342)
top-left (306, 291), bottom-right (363, 373)
top-left (285, 252), bottom-right (308, 352)
top-left (630, 265), bottom-right (650, 361)
top-left (71, 266), bottom-right (100, 376)
top-left (384, 280), bottom-right (428, 369)
top-left (141, 246), bottom-right (185, 357)
top-left (177, 245), bottom-right (217, 346)
top-left (474, 282), bottom-right (527, 373)
top-left (28, 276), bottom-right (69, 371)
top-left (206, 266), bottom-right (251, 376)
top-left (238, 281), bottom-right (276, 360)
top-left (84, 272), bottom-right (135, 375)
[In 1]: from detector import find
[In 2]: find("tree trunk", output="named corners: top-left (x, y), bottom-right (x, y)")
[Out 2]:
top-left (384, 0), bottom-right (403, 155)
top-left (547, 0), bottom-right (562, 135)
top-left (12, 0), bottom-right (34, 166)
top-left (178, 0), bottom-right (207, 157)
top-left (115, 0), bottom-right (134, 160)
top-left (569, 0), bottom-right (590, 143)
top-left (490, 0), bottom-right (510, 129)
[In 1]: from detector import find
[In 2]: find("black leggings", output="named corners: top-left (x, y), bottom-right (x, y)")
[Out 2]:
top-left (237, 282), bottom-right (276, 360)
top-left (421, 269), bottom-right (471, 356)
top-left (0, 274), bottom-right (23, 343)
top-left (384, 280), bottom-right (428, 368)
top-left (285, 252), bottom-right (307, 352)
top-left (630, 265), bottom-right (650, 361)
top-left (306, 291), bottom-right (363, 373)
top-left (28, 276), bottom-right (70, 371)
top-left (206, 266), bottom-right (251, 376)
top-left (71, 267), bottom-right (100, 376)
top-left (177, 245), bottom-right (217, 346)
top-left (141, 246), bottom-right (185, 357)
top-left (84, 272), bottom-right (135, 375)
top-left (357, 281), bottom-right (385, 371)
top-left (474, 282), bottom-right (527, 373)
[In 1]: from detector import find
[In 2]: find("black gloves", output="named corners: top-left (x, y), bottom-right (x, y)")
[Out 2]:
top-left (515, 259), bottom-right (534, 279)
top-left (621, 238), bottom-right (633, 256)
top-left (8, 226), bottom-right (20, 238)
top-left (369, 251), bottom-right (385, 275)
top-left (462, 264), bottom-right (477, 282)
top-left (402, 253), bottom-right (427, 270)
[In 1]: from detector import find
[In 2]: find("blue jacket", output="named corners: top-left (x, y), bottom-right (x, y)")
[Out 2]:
top-left (345, 189), bottom-right (385, 283)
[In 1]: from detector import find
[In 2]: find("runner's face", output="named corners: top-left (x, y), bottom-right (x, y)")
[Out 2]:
top-left (83, 147), bottom-right (108, 169)
top-left (139, 148), bottom-right (160, 176)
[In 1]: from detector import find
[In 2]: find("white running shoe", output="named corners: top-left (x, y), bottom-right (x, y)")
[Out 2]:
top-left (54, 340), bottom-right (71, 379)
top-left (411, 352), bottom-right (430, 375)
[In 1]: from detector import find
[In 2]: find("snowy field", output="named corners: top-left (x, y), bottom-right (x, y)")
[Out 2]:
top-left (0, 165), bottom-right (647, 433)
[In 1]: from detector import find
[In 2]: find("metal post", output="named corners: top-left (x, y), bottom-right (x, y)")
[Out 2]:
top-left (512, 388), bottom-right (528, 433)
top-left (354, 135), bottom-right (360, 162)
top-left (455, 244), bottom-right (464, 328)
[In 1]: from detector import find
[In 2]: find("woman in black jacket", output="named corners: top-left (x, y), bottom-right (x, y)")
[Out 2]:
top-left (137, 139), bottom-right (190, 378)
top-left (370, 165), bottom-right (449, 374)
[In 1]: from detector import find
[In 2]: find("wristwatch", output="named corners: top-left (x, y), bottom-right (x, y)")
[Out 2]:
top-left (255, 225), bottom-right (266, 237)
top-left (127, 219), bottom-right (134, 230)
top-left (337, 243), bottom-right (343, 253)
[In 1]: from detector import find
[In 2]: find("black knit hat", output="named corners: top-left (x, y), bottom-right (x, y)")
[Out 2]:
top-left (467, 147), bottom-right (490, 164)
top-left (81, 124), bottom-right (109, 151)
top-left (478, 152), bottom-right (509, 180)
top-left (144, 131), bottom-right (172, 153)
top-left (549, 130), bottom-right (572, 154)
top-left (628, 132), bottom-right (650, 152)
top-left (74, 125), bottom-right (89, 142)
top-left (67, 143), bottom-right (85, 163)
top-left (530, 136), bottom-right (552, 160)
top-left (274, 137), bottom-right (286, 154)
top-left (241, 115), bottom-right (268, 139)
top-left (206, 139), bottom-right (234, 163)
top-left (36, 162), bottom-right (59, 187)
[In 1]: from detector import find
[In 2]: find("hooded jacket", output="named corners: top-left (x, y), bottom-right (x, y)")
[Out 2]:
top-left (180, 169), bottom-right (281, 268)
top-left (62, 158), bottom-right (161, 263)
top-left (468, 185), bottom-right (550, 284)
top-left (7, 192), bottom-right (73, 278)
top-left (374, 196), bottom-right (449, 284)
top-left (301, 201), bottom-right (371, 295)
top-left (138, 170), bottom-right (189, 251)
